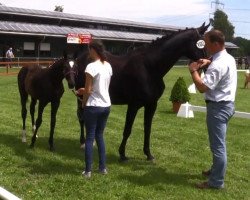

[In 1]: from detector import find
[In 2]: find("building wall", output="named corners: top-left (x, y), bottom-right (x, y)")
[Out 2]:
top-left (0, 34), bottom-right (144, 60)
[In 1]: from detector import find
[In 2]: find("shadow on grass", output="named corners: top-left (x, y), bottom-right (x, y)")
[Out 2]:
top-left (107, 155), bottom-right (202, 188)
top-left (0, 131), bottom-right (84, 173)
top-left (158, 110), bottom-right (176, 115)
top-left (0, 131), bottom-right (201, 188)
top-left (118, 167), bottom-right (201, 188)
top-left (0, 131), bottom-right (123, 175)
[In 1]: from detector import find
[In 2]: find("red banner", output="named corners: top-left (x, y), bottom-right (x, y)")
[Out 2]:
top-left (67, 34), bottom-right (92, 44)
top-left (78, 34), bottom-right (92, 44)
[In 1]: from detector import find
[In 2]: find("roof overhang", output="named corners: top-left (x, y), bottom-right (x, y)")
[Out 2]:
top-left (0, 21), bottom-right (161, 42)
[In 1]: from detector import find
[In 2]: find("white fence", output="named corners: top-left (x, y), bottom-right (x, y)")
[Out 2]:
top-left (0, 187), bottom-right (21, 200)
top-left (177, 103), bottom-right (250, 119)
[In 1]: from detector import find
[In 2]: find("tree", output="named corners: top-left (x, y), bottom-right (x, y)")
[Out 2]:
top-left (210, 9), bottom-right (235, 41)
top-left (54, 5), bottom-right (64, 12)
top-left (233, 37), bottom-right (250, 56)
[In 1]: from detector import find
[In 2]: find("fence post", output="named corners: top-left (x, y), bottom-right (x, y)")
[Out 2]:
top-left (6, 64), bottom-right (9, 74)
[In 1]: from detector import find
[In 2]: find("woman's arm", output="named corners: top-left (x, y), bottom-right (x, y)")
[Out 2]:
top-left (76, 72), bottom-right (93, 107)
top-left (82, 73), bottom-right (93, 107)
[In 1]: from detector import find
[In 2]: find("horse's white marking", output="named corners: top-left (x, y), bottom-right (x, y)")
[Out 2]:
top-left (69, 61), bottom-right (74, 68)
top-left (80, 141), bottom-right (95, 149)
top-left (22, 130), bottom-right (27, 143)
top-left (196, 40), bottom-right (205, 49)
top-left (80, 143), bottom-right (85, 149)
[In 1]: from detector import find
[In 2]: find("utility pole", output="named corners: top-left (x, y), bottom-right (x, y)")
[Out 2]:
top-left (209, 0), bottom-right (225, 22)
top-left (211, 0), bottom-right (224, 11)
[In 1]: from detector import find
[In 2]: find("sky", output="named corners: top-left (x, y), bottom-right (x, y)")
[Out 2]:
top-left (0, 0), bottom-right (250, 39)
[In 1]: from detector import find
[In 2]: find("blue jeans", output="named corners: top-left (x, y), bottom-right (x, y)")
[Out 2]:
top-left (84, 106), bottom-right (110, 172)
top-left (206, 101), bottom-right (235, 188)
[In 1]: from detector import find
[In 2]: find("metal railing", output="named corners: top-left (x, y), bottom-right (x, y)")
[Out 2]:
top-left (0, 57), bottom-right (57, 74)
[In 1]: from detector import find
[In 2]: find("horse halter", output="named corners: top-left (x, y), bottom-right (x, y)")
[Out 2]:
top-left (63, 60), bottom-right (78, 78)
top-left (195, 29), bottom-right (207, 58)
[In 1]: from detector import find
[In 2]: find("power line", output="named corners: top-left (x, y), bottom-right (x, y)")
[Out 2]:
top-left (225, 8), bottom-right (250, 11)
top-left (232, 20), bottom-right (250, 24)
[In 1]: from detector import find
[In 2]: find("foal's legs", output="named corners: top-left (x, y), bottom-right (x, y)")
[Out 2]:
top-left (30, 101), bottom-right (48, 148)
top-left (30, 98), bottom-right (37, 133)
top-left (143, 102), bottom-right (157, 160)
top-left (77, 101), bottom-right (85, 148)
top-left (21, 93), bottom-right (28, 143)
top-left (119, 104), bottom-right (141, 161)
top-left (48, 100), bottom-right (60, 151)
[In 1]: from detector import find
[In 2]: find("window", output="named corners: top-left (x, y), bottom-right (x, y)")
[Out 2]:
top-left (39, 43), bottom-right (51, 57)
top-left (23, 42), bottom-right (35, 57)
top-left (24, 42), bottom-right (35, 50)
top-left (40, 43), bottom-right (50, 51)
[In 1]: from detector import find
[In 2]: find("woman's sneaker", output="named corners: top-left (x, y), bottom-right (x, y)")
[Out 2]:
top-left (99, 169), bottom-right (108, 175)
top-left (82, 171), bottom-right (91, 178)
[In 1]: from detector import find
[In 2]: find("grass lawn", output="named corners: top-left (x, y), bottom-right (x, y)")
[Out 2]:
top-left (0, 66), bottom-right (249, 200)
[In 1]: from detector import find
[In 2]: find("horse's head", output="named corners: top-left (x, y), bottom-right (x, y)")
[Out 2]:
top-left (62, 53), bottom-right (77, 89)
top-left (183, 22), bottom-right (210, 61)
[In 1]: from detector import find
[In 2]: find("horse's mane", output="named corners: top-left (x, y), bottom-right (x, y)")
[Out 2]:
top-left (129, 27), bottom-right (195, 54)
top-left (77, 28), bottom-right (196, 59)
top-left (149, 27), bottom-right (194, 47)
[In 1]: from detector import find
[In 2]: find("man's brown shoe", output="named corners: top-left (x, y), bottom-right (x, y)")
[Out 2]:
top-left (196, 181), bottom-right (223, 189)
top-left (202, 169), bottom-right (211, 177)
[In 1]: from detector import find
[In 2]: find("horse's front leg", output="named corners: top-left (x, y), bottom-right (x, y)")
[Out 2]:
top-left (77, 101), bottom-right (85, 148)
top-left (48, 100), bottom-right (60, 151)
top-left (30, 101), bottom-right (48, 148)
top-left (119, 104), bottom-right (141, 161)
top-left (143, 102), bottom-right (157, 161)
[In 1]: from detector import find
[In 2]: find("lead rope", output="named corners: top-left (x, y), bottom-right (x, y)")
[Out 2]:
top-left (71, 89), bottom-right (83, 102)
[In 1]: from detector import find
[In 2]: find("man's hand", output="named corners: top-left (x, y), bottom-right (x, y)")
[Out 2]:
top-left (188, 62), bottom-right (201, 73)
top-left (197, 59), bottom-right (211, 68)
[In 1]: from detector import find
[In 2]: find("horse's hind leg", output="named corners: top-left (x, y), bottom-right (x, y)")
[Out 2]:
top-left (143, 102), bottom-right (157, 161)
top-left (48, 100), bottom-right (60, 151)
top-left (21, 94), bottom-right (28, 143)
top-left (30, 101), bottom-right (48, 148)
top-left (18, 68), bottom-right (28, 142)
top-left (119, 104), bottom-right (140, 161)
top-left (30, 98), bottom-right (37, 133)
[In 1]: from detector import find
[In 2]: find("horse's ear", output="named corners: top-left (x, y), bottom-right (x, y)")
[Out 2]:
top-left (198, 22), bottom-right (210, 35)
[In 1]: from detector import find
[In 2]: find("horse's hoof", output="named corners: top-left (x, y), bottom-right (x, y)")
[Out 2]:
top-left (80, 144), bottom-right (85, 149)
top-left (29, 144), bottom-right (34, 149)
top-left (146, 155), bottom-right (155, 161)
top-left (119, 156), bottom-right (129, 162)
top-left (49, 147), bottom-right (55, 152)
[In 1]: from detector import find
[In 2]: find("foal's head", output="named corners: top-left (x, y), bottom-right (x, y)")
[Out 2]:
top-left (61, 53), bottom-right (77, 89)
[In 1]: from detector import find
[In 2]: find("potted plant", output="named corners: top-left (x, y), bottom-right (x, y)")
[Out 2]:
top-left (169, 77), bottom-right (191, 113)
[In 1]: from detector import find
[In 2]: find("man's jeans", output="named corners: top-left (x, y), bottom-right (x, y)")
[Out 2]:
top-left (84, 106), bottom-right (110, 172)
top-left (206, 101), bottom-right (235, 188)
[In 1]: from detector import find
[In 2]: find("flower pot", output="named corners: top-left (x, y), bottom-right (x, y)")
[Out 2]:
top-left (172, 102), bottom-right (182, 113)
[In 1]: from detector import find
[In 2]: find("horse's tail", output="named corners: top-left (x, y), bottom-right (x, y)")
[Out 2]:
top-left (17, 67), bottom-right (29, 105)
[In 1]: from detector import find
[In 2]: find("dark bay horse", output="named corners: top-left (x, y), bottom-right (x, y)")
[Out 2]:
top-left (75, 23), bottom-right (209, 161)
top-left (18, 55), bottom-right (76, 151)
